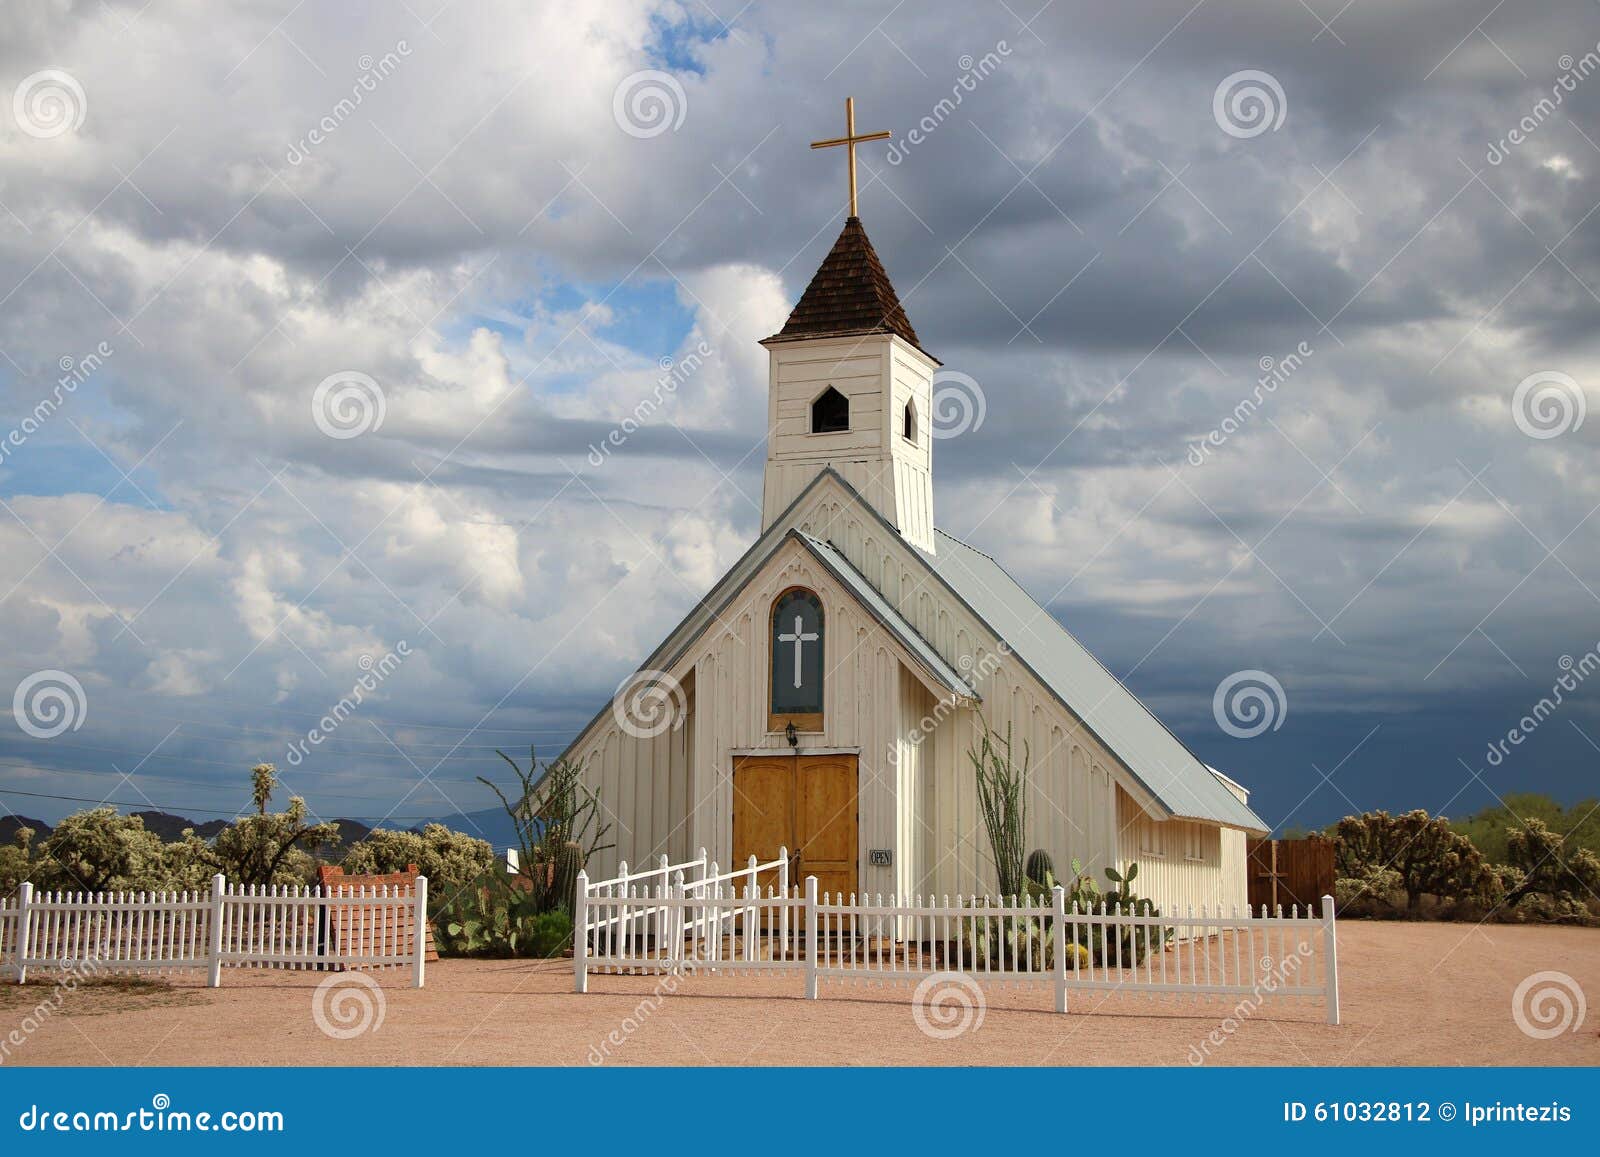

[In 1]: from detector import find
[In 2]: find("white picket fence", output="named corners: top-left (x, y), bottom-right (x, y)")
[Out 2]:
top-left (0, 874), bottom-right (429, 988)
top-left (575, 852), bottom-right (1339, 1024)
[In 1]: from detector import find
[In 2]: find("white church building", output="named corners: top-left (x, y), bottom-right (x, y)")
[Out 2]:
top-left (562, 130), bottom-right (1268, 913)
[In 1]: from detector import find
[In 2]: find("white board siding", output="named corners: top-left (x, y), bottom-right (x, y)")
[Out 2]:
top-left (1115, 789), bottom-right (1247, 916)
top-left (761, 335), bottom-right (937, 551)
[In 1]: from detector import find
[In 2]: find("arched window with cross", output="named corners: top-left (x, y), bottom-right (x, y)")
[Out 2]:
top-left (769, 588), bottom-right (824, 731)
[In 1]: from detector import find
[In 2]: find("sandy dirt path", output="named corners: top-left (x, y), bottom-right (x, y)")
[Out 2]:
top-left (3, 921), bottom-right (1597, 1066)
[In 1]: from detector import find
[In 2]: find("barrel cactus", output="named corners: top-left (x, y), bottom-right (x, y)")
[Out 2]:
top-left (1025, 848), bottom-right (1055, 887)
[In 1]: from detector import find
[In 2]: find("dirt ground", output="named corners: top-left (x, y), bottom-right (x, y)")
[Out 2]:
top-left (3, 921), bottom-right (1596, 1066)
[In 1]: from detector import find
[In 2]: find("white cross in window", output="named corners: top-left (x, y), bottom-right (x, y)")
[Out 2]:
top-left (777, 615), bottom-right (818, 689)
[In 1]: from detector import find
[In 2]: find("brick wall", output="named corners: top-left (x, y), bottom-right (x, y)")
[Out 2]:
top-left (316, 864), bottom-right (439, 964)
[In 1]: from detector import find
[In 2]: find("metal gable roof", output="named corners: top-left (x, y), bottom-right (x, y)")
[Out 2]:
top-left (915, 529), bottom-right (1269, 834)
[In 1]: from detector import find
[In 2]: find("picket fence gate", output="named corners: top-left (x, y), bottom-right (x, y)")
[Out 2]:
top-left (574, 851), bottom-right (1339, 1024)
top-left (0, 874), bottom-right (428, 988)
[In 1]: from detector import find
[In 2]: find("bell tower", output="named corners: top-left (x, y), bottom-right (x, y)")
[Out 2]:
top-left (758, 100), bottom-right (939, 552)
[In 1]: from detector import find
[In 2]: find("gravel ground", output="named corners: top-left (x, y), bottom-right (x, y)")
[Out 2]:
top-left (3, 921), bottom-right (1596, 1066)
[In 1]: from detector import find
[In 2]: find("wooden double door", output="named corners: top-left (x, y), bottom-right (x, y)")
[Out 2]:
top-left (731, 754), bottom-right (858, 901)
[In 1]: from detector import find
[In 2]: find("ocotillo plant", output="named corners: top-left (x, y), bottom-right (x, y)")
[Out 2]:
top-left (968, 717), bottom-right (1030, 899)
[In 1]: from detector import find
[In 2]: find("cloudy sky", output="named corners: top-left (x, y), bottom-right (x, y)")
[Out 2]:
top-left (1, 0), bottom-right (1598, 844)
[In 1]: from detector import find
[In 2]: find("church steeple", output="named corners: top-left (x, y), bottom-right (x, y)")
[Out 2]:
top-left (758, 101), bottom-right (938, 551)
top-left (763, 216), bottom-right (929, 356)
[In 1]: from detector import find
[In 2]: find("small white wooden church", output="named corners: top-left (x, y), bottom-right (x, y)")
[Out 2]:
top-left (563, 102), bottom-right (1267, 912)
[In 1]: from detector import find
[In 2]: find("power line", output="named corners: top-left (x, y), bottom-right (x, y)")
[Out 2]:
top-left (83, 700), bottom-right (583, 740)
top-left (0, 755), bottom-right (515, 800)
top-left (0, 785), bottom-right (489, 823)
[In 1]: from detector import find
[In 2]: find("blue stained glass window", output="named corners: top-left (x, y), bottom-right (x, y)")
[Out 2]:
top-left (771, 589), bottom-right (824, 715)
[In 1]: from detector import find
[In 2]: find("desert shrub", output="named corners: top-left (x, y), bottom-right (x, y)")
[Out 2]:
top-left (1497, 819), bottom-right (1600, 922)
top-left (342, 823), bottom-right (497, 902)
top-left (1334, 865), bottom-right (1403, 916)
top-left (1333, 809), bottom-right (1496, 910)
top-left (210, 764), bottom-right (338, 887)
top-left (34, 808), bottom-right (172, 892)
top-left (0, 827), bottom-right (37, 894)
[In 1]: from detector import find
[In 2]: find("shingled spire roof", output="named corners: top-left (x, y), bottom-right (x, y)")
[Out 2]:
top-left (763, 216), bottom-right (933, 359)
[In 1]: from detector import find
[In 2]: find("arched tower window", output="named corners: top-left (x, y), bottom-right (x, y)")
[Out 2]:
top-left (903, 399), bottom-right (916, 443)
top-left (811, 387), bottom-right (849, 433)
top-left (770, 588), bottom-right (824, 730)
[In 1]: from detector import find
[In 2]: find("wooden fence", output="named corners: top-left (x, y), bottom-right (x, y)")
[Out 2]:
top-left (0, 874), bottom-right (428, 987)
top-left (1247, 837), bottom-right (1335, 912)
top-left (576, 854), bottom-right (1339, 1024)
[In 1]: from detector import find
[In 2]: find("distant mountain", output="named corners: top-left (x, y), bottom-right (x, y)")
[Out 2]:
top-left (393, 806), bottom-right (520, 850)
top-left (329, 818), bottom-right (372, 846)
top-left (131, 811), bottom-right (228, 841)
top-left (0, 815), bottom-right (50, 844)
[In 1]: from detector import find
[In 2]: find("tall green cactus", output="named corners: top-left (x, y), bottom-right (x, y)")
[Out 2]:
top-left (549, 840), bottom-right (583, 913)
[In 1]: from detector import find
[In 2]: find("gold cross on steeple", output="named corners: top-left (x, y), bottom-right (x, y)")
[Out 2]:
top-left (810, 97), bottom-right (892, 218)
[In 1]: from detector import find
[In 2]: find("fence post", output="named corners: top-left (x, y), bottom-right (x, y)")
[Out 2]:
top-left (777, 846), bottom-right (789, 953)
top-left (573, 870), bottom-right (589, 994)
top-left (206, 874), bottom-right (225, 989)
top-left (1321, 893), bottom-right (1339, 1026)
top-left (15, 880), bottom-right (32, 985)
top-left (412, 875), bottom-right (428, 989)
top-left (1052, 883), bottom-right (1067, 1014)
top-left (804, 875), bottom-right (818, 1000)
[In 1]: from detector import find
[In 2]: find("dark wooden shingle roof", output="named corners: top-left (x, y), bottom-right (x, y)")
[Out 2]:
top-left (764, 217), bottom-right (931, 358)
